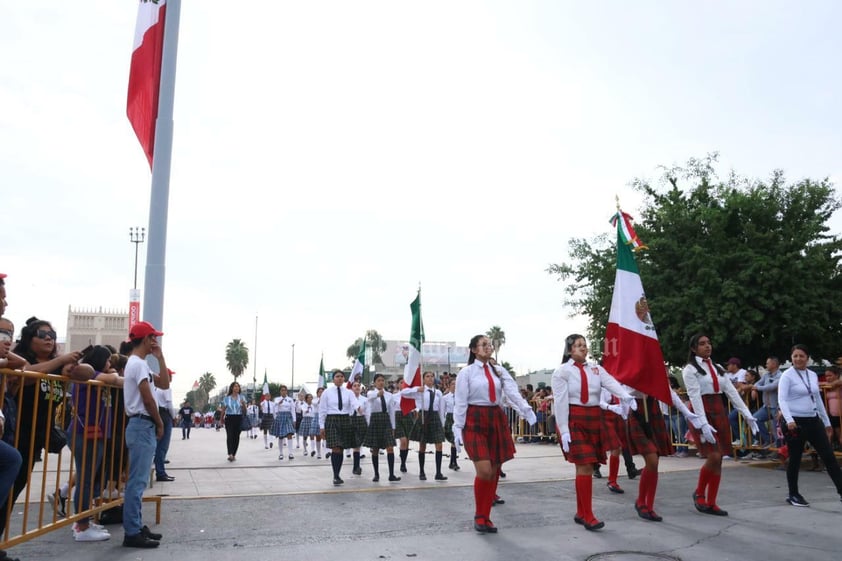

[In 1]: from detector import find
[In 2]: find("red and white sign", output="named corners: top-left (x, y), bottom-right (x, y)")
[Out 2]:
top-left (129, 289), bottom-right (141, 329)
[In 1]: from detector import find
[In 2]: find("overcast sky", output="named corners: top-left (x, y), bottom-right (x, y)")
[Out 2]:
top-left (2, 1), bottom-right (840, 402)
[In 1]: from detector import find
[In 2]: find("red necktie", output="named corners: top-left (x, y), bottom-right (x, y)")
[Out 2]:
top-left (575, 362), bottom-right (589, 404)
top-left (483, 364), bottom-right (497, 403)
top-left (703, 358), bottom-right (720, 393)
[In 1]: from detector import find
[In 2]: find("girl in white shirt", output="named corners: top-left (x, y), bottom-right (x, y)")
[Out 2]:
top-left (683, 333), bottom-right (757, 516)
top-left (271, 385), bottom-right (297, 460)
top-left (443, 377), bottom-right (460, 471)
top-left (778, 343), bottom-right (842, 507)
top-left (347, 381), bottom-right (368, 476)
top-left (402, 371), bottom-right (448, 481)
top-left (298, 394), bottom-right (320, 457)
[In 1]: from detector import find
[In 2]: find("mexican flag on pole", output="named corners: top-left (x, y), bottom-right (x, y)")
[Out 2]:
top-left (602, 210), bottom-right (671, 404)
top-left (401, 290), bottom-right (425, 415)
top-left (261, 370), bottom-right (270, 401)
top-left (349, 338), bottom-right (365, 386)
top-left (319, 354), bottom-right (327, 388)
top-left (127, 0), bottom-right (167, 169)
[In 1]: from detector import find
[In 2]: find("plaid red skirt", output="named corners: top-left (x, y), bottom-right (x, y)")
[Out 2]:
top-left (689, 394), bottom-right (733, 457)
top-left (463, 405), bottom-right (516, 464)
top-left (563, 405), bottom-right (609, 465)
top-left (602, 410), bottom-right (623, 451)
top-left (623, 397), bottom-right (674, 457)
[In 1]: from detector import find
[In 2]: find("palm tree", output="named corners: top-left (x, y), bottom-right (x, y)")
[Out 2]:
top-left (486, 326), bottom-right (506, 361)
top-left (225, 339), bottom-right (249, 381)
top-left (500, 361), bottom-right (516, 377)
top-left (346, 329), bottom-right (388, 365)
top-left (198, 372), bottom-right (216, 395)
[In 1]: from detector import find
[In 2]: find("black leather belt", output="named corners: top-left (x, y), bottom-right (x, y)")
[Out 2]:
top-left (129, 414), bottom-right (154, 422)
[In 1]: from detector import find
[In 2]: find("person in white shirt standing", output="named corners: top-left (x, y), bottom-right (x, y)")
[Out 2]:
top-left (319, 370), bottom-right (356, 485)
top-left (121, 321), bottom-right (169, 549)
top-left (271, 385), bottom-right (297, 460)
top-left (778, 343), bottom-right (842, 507)
top-left (259, 394), bottom-right (276, 449)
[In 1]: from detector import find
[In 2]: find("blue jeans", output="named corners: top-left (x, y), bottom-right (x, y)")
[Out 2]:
top-left (71, 433), bottom-right (104, 524)
top-left (728, 408), bottom-right (745, 443)
top-left (154, 411), bottom-right (173, 477)
top-left (753, 405), bottom-right (778, 445)
top-left (0, 440), bottom-right (23, 535)
top-left (669, 413), bottom-right (688, 445)
top-left (124, 417), bottom-right (157, 536)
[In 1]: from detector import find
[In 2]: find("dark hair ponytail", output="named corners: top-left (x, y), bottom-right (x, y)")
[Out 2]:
top-left (561, 333), bottom-right (585, 364)
top-left (467, 334), bottom-right (485, 365)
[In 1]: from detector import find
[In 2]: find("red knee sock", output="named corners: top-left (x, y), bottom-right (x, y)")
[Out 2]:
top-left (707, 472), bottom-right (721, 508)
top-left (576, 475), bottom-right (597, 524)
top-left (636, 467), bottom-right (650, 507)
top-left (608, 454), bottom-right (620, 484)
top-left (474, 477), bottom-right (495, 520)
top-left (695, 466), bottom-right (712, 504)
top-left (645, 468), bottom-right (659, 510)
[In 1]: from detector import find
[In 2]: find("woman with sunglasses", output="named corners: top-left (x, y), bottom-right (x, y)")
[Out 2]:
top-left (684, 333), bottom-right (758, 516)
top-left (454, 335), bottom-right (536, 534)
top-left (11, 317), bottom-right (80, 504)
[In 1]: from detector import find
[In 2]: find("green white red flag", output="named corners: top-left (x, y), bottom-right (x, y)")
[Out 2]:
top-left (602, 210), bottom-right (671, 404)
top-left (349, 339), bottom-right (365, 387)
top-left (401, 290), bottom-right (425, 415)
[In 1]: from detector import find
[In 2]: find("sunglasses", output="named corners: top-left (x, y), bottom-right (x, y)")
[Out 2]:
top-left (35, 329), bottom-right (57, 340)
top-left (0, 329), bottom-right (13, 343)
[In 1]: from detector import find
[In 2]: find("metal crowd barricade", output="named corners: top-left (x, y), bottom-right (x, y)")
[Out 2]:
top-left (0, 368), bottom-right (127, 548)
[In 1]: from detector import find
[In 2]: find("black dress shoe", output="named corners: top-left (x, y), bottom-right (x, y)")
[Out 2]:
top-left (372, 475), bottom-right (380, 482)
top-left (434, 473), bottom-right (448, 481)
top-left (584, 519), bottom-right (604, 531)
top-left (635, 503), bottom-right (662, 521)
top-left (473, 518), bottom-right (488, 533)
top-left (141, 525), bottom-right (163, 540)
top-left (484, 519), bottom-right (498, 533)
top-left (627, 465), bottom-right (640, 479)
top-left (592, 467), bottom-right (603, 479)
top-left (607, 482), bottom-right (624, 494)
top-left (352, 467), bottom-right (362, 475)
top-left (498, 471), bottom-right (506, 478)
top-left (388, 475), bottom-right (401, 482)
top-left (333, 477), bottom-right (344, 485)
top-left (400, 465), bottom-right (407, 473)
top-left (692, 492), bottom-right (709, 513)
top-left (705, 505), bottom-right (728, 516)
top-left (419, 472), bottom-right (427, 481)
top-left (155, 474), bottom-right (175, 482)
top-left (573, 515), bottom-right (584, 525)
top-left (493, 496), bottom-right (505, 505)
top-left (123, 533), bottom-right (160, 548)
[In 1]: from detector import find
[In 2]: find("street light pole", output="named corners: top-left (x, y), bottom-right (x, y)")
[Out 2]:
top-left (129, 227), bottom-right (146, 289)
top-left (291, 343), bottom-right (295, 391)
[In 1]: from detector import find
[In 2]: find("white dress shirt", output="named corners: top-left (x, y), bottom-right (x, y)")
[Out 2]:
top-left (274, 396), bottom-right (297, 423)
top-left (318, 384), bottom-right (355, 429)
top-left (453, 361), bottom-right (534, 430)
top-left (682, 356), bottom-right (752, 420)
top-left (551, 359), bottom-right (632, 437)
top-left (401, 386), bottom-right (446, 425)
top-left (366, 389), bottom-right (396, 429)
top-left (260, 399), bottom-right (276, 417)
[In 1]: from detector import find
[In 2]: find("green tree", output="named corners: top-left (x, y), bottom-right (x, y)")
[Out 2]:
top-left (225, 339), bottom-right (249, 381)
top-left (500, 361), bottom-right (516, 376)
top-left (547, 155), bottom-right (842, 366)
top-left (346, 329), bottom-right (388, 366)
top-left (486, 326), bottom-right (506, 361)
top-left (198, 371), bottom-right (216, 396)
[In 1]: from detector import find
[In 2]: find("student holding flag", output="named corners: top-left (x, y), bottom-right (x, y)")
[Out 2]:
top-left (363, 373), bottom-right (401, 482)
top-left (402, 371), bottom-right (448, 481)
top-left (454, 335), bottom-right (536, 534)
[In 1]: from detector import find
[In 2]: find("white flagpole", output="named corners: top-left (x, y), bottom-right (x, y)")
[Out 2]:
top-left (143, 0), bottom-right (181, 333)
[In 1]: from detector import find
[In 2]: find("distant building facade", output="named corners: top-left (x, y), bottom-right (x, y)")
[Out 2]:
top-left (66, 306), bottom-right (129, 352)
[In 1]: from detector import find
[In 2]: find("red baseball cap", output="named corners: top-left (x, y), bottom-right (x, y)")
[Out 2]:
top-left (128, 321), bottom-right (164, 340)
top-left (0, 273), bottom-right (7, 279)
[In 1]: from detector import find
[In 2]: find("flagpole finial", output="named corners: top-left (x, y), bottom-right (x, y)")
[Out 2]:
top-left (615, 195), bottom-right (621, 211)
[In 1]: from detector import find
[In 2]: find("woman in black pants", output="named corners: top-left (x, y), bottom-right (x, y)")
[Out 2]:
top-left (220, 382), bottom-right (247, 461)
top-left (778, 343), bottom-right (842, 507)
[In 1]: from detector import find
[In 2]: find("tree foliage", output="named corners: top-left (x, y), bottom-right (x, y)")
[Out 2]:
top-left (548, 155), bottom-right (842, 367)
top-left (225, 339), bottom-right (249, 380)
top-left (346, 329), bottom-right (388, 365)
top-left (486, 326), bottom-right (506, 361)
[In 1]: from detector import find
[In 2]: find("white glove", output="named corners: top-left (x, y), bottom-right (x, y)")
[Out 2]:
top-left (625, 397), bottom-right (638, 412)
top-left (561, 432), bottom-right (571, 453)
top-left (685, 410), bottom-right (705, 429)
top-left (607, 404), bottom-right (625, 418)
top-left (699, 423), bottom-right (718, 444)
top-left (453, 426), bottom-right (464, 447)
top-left (745, 416), bottom-right (759, 435)
top-left (525, 410), bottom-right (537, 426)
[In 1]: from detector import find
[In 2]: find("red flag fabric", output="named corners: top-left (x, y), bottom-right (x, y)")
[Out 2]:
top-left (127, 0), bottom-right (167, 169)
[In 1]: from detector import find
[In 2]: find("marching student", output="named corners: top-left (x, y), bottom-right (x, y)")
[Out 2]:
top-left (319, 370), bottom-right (356, 485)
top-left (454, 335), bottom-right (536, 534)
top-left (347, 381), bottom-right (368, 475)
top-left (402, 371), bottom-right (448, 481)
top-left (271, 385), bottom-right (297, 460)
top-left (599, 389), bottom-right (625, 494)
top-left (443, 376), bottom-right (461, 471)
top-left (392, 387), bottom-right (413, 473)
top-left (551, 334), bottom-right (636, 532)
top-left (684, 333), bottom-right (758, 516)
top-left (259, 394), bottom-right (276, 449)
top-left (312, 387), bottom-right (325, 458)
top-left (246, 399), bottom-right (259, 439)
top-left (363, 374), bottom-right (401, 482)
top-left (298, 393), bottom-right (320, 457)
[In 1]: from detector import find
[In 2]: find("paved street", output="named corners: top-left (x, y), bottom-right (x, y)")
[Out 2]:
top-left (12, 427), bottom-right (842, 561)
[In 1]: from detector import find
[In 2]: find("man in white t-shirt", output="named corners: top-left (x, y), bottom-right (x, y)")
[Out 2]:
top-left (726, 357), bottom-right (747, 385)
top-left (122, 321), bottom-right (170, 549)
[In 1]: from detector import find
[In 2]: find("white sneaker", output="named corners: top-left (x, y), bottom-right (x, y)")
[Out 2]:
top-left (731, 440), bottom-right (741, 446)
top-left (72, 522), bottom-right (109, 536)
top-left (74, 526), bottom-right (111, 542)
